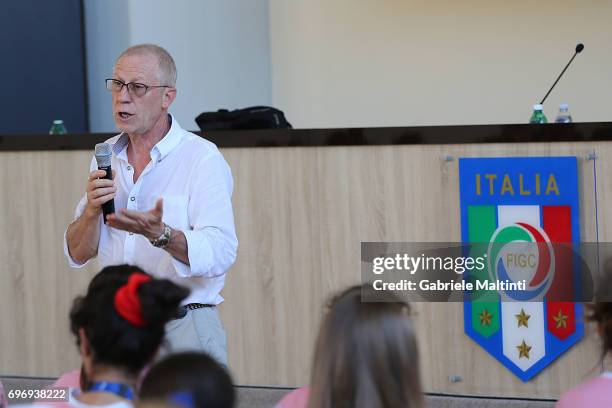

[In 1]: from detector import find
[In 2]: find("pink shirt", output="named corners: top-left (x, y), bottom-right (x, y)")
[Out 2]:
top-left (0, 381), bottom-right (6, 408)
top-left (28, 369), bottom-right (82, 408)
top-left (556, 373), bottom-right (612, 408)
top-left (52, 369), bottom-right (81, 389)
top-left (275, 387), bottom-right (310, 408)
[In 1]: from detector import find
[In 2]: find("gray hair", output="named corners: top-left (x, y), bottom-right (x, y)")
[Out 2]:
top-left (117, 44), bottom-right (177, 87)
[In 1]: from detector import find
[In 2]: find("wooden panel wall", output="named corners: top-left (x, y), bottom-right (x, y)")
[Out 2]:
top-left (0, 142), bottom-right (608, 398)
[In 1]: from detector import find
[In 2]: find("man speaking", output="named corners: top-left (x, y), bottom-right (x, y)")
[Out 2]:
top-left (64, 44), bottom-right (237, 366)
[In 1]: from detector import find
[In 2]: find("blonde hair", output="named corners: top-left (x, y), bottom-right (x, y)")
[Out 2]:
top-left (117, 44), bottom-right (177, 87)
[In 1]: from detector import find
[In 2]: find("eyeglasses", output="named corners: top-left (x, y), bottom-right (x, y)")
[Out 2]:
top-left (105, 78), bottom-right (171, 97)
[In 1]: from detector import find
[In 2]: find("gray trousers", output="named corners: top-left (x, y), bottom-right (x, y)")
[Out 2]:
top-left (161, 307), bottom-right (228, 368)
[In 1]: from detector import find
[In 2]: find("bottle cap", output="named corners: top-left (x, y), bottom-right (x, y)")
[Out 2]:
top-left (53, 120), bottom-right (64, 124)
top-left (559, 103), bottom-right (569, 110)
top-left (533, 104), bottom-right (543, 111)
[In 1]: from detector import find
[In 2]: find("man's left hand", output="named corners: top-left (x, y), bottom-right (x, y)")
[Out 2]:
top-left (106, 198), bottom-right (165, 240)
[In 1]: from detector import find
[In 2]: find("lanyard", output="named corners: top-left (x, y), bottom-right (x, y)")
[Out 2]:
top-left (87, 381), bottom-right (134, 401)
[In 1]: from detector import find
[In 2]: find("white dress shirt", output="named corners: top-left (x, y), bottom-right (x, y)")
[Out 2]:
top-left (64, 115), bottom-right (238, 305)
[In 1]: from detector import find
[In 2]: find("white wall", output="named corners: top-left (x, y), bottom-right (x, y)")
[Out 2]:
top-left (268, 0), bottom-right (612, 128)
top-left (86, 1), bottom-right (612, 131)
top-left (84, 0), bottom-right (130, 132)
top-left (85, 0), bottom-right (272, 132)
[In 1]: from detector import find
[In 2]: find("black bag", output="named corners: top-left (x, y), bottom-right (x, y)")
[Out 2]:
top-left (196, 106), bottom-right (292, 131)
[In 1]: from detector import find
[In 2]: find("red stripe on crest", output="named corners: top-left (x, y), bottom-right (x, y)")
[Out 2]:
top-left (542, 206), bottom-right (575, 339)
top-left (547, 302), bottom-right (575, 340)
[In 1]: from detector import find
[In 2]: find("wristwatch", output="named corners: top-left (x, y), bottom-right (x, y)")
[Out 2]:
top-left (150, 224), bottom-right (172, 248)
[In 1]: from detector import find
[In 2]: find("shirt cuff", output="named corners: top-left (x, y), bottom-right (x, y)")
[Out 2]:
top-left (63, 229), bottom-right (90, 268)
top-left (170, 229), bottom-right (232, 278)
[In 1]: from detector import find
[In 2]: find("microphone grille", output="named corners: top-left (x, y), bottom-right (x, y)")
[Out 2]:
top-left (95, 143), bottom-right (112, 167)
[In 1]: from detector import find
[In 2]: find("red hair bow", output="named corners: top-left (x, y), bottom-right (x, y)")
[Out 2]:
top-left (114, 273), bottom-right (151, 327)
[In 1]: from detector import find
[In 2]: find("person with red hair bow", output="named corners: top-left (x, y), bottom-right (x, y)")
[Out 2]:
top-left (19, 264), bottom-right (189, 408)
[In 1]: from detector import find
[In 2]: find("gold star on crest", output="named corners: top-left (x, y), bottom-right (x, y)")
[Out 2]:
top-left (515, 308), bottom-right (531, 328)
top-left (517, 340), bottom-right (532, 359)
top-left (553, 309), bottom-right (569, 329)
top-left (479, 309), bottom-right (493, 327)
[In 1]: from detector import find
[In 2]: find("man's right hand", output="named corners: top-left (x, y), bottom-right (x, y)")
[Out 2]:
top-left (84, 169), bottom-right (116, 218)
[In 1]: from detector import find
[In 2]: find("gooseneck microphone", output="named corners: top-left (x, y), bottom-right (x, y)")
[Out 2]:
top-left (94, 143), bottom-right (115, 223)
top-left (539, 43), bottom-right (584, 105)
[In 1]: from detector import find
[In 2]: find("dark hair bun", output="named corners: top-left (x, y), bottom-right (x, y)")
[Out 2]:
top-left (69, 264), bottom-right (190, 374)
top-left (140, 279), bottom-right (190, 326)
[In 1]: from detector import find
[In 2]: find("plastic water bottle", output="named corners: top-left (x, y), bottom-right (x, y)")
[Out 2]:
top-left (554, 103), bottom-right (572, 123)
top-left (49, 119), bottom-right (68, 135)
top-left (529, 104), bottom-right (548, 124)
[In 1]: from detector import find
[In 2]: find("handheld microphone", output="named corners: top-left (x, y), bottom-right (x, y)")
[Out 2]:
top-left (94, 143), bottom-right (115, 223)
top-left (539, 43), bottom-right (584, 105)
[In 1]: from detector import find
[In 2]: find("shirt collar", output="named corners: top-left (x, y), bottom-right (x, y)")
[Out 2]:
top-left (112, 114), bottom-right (184, 161)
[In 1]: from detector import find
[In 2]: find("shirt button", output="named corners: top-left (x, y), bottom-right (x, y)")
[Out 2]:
top-left (127, 165), bottom-right (132, 170)
top-left (129, 232), bottom-right (134, 235)
top-left (130, 197), bottom-right (135, 201)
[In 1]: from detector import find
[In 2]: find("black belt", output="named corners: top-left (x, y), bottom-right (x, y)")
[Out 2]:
top-left (175, 303), bottom-right (215, 319)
